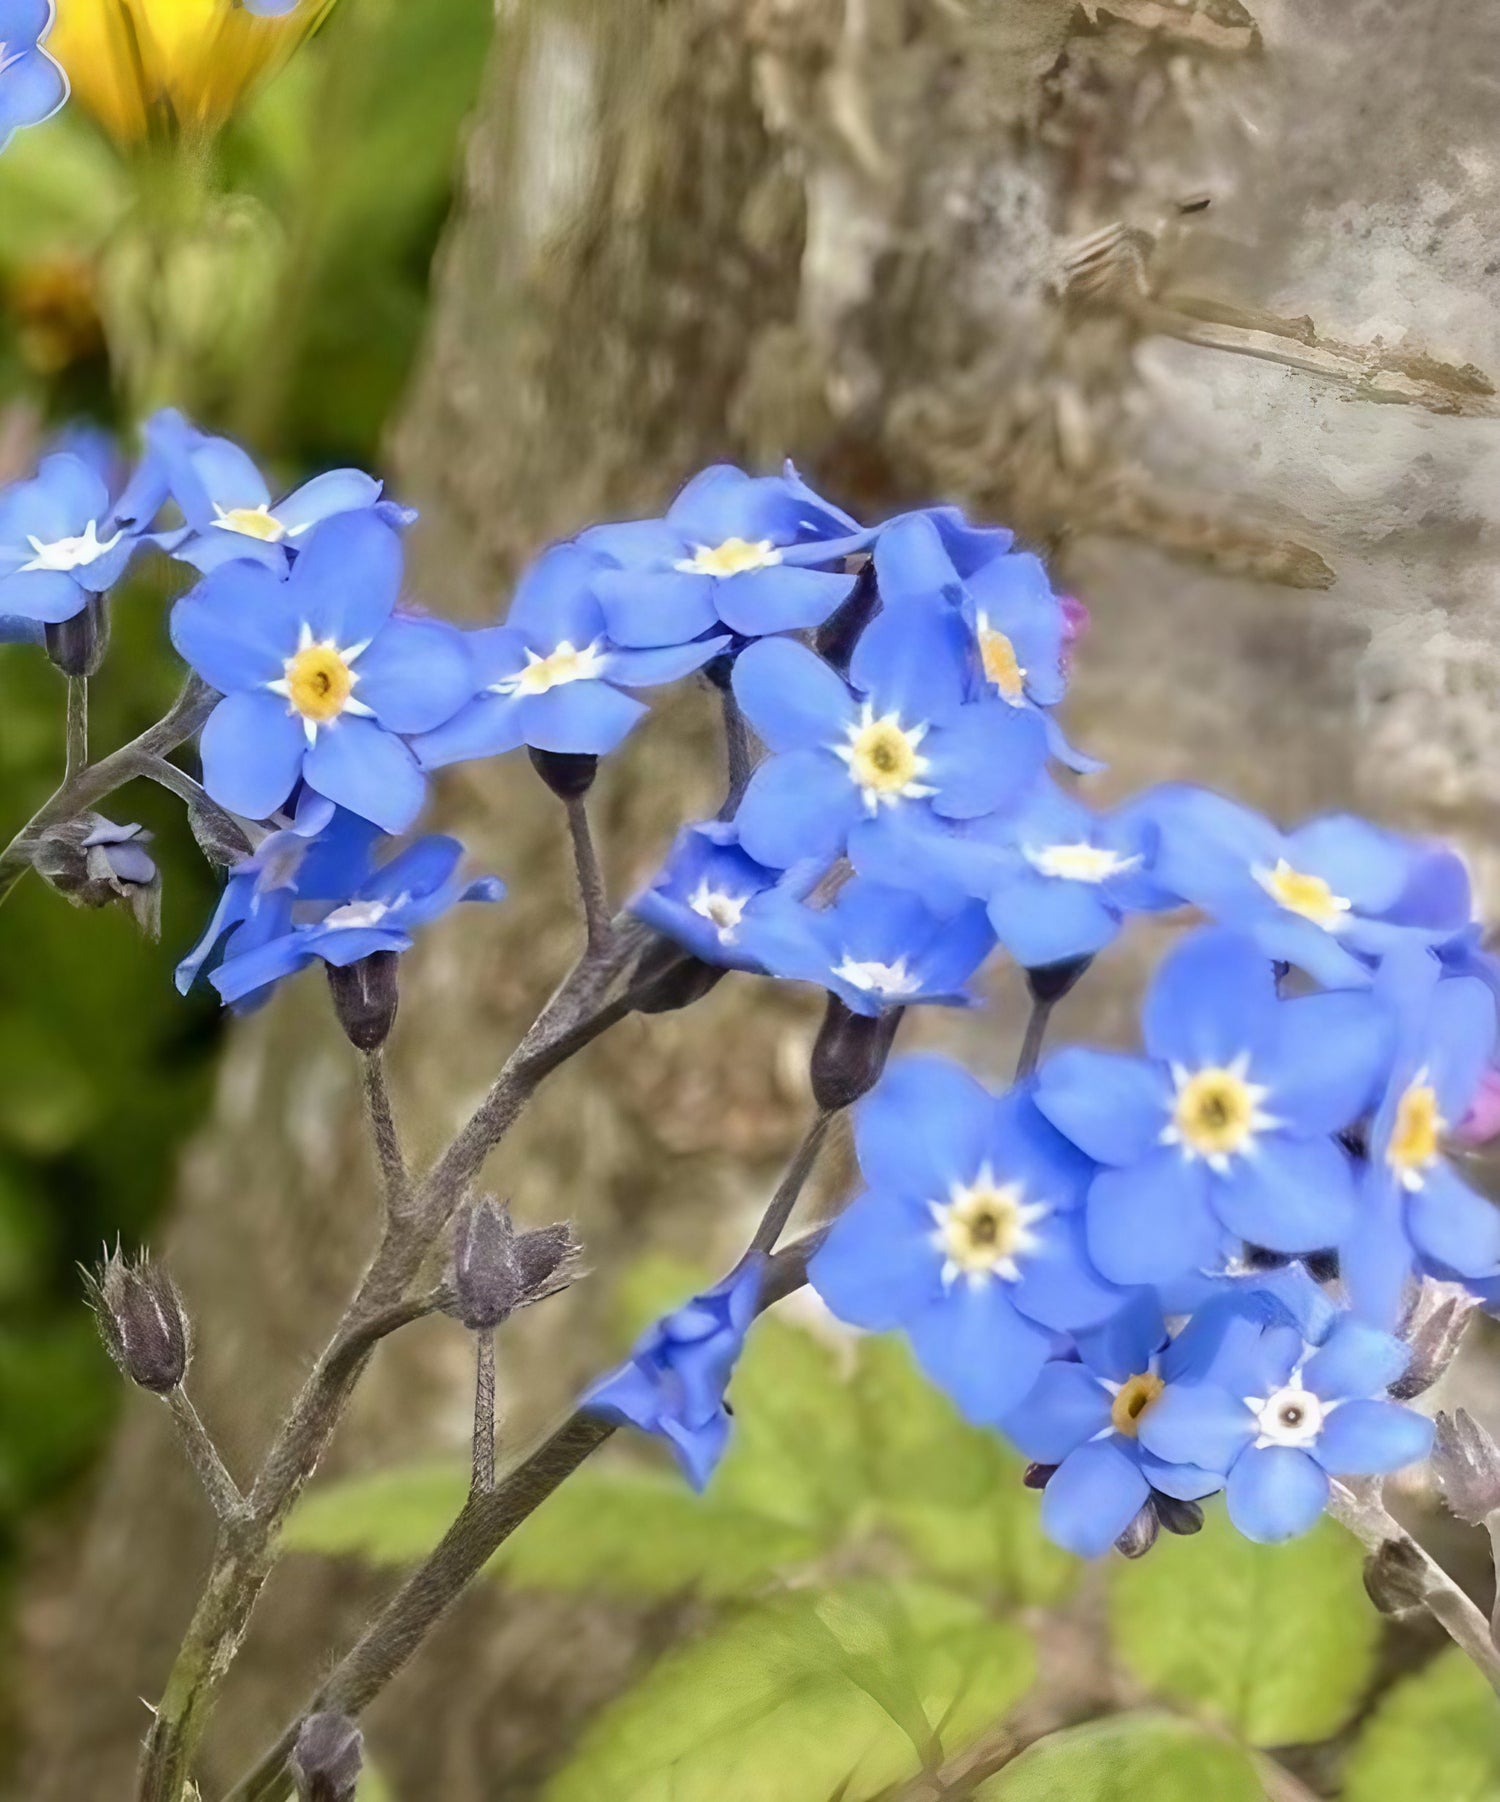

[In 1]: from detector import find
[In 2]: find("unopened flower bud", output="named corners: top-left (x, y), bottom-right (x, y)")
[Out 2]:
top-left (809, 995), bottom-right (903, 1112)
top-left (629, 936), bottom-right (727, 1016)
top-left (44, 594), bottom-right (109, 677)
top-left (1115, 1503), bottom-right (1160, 1559)
top-left (84, 1248), bottom-right (189, 1393)
top-left (450, 1197), bottom-right (578, 1330)
top-left (812, 557), bottom-right (876, 674)
top-left (1432, 1409), bottom-right (1500, 1525)
top-left (33, 813), bottom-right (160, 935)
top-left (289, 1712), bottom-right (363, 1802)
top-left (528, 746), bottom-right (598, 800)
top-left (1361, 1536), bottom-right (1428, 1616)
top-left (1389, 1289), bottom-right (1476, 1400)
top-left (325, 951), bottom-right (400, 1051)
top-left (1022, 1462), bottom-right (1057, 1490)
top-left (187, 796), bottom-right (258, 869)
top-left (1026, 955), bottom-right (1093, 1007)
top-left (1152, 1494), bottom-right (1204, 1537)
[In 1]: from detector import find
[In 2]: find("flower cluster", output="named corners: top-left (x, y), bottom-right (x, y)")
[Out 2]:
top-left (6, 418), bottom-right (1495, 1560)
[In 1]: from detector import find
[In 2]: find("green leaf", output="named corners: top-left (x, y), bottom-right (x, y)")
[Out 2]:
top-left (358, 1768), bottom-right (396, 1802)
top-left (976, 1714), bottom-right (1264, 1801)
top-left (1344, 1650), bottom-right (1500, 1802)
top-left (1109, 1503), bottom-right (1379, 1745)
top-left (544, 1581), bottom-right (1035, 1802)
top-left (284, 1463), bottom-right (467, 1563)
top-left (852, 1334), bottom-right (1078, 1605)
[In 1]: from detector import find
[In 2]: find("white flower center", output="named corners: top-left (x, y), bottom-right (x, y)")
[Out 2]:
top-left (1246, 1380), bottom-right (1328, 1450)
top-left (20, 520), bottom-right (124, 574)
top-left (833, 704), bottom-right (937, 814)
top-left (493, 639), bottom-right (607, 698)
top-left (1160, 1053), bottom-right (1278, 1173)
top-left (929, 1168), bottom-right (1050, 1286)
top-left (832, 955), bottom-right (922, 998)
top-left (1024, 841), bottom-right (1140, 884)
top-left (322, 897), bottom-right (396, 930)
top-left (675, 537), bottom-right (782, 578)
top-left (688, 882), bottom-right (747, 941)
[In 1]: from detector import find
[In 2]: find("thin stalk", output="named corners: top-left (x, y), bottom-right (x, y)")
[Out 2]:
top-left (749, 1112), bottom-right (834, 1255)
top-left (164, 1387), bottom-right (246, 1522)
top-left (65, 677), bottom-right (88, 782)
top-left (566, 794), bottom-right (612, 955)
top-left (360, 1050), bottom-right (410, 1219)
top-left (471, 1328), bottom-right (497, 1496)
top-left (718, 686), bottom-right (753, 820)
top-left (1015, 998), bottom-right (1053, 1079)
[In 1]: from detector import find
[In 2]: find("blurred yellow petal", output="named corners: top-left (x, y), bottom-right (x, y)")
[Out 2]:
top-left (49, 0), bottom-right (335, 144)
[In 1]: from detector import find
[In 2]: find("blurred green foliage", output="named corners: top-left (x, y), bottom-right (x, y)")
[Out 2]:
top-left (0, 0), bottom-right (493, 1665)
top-left (287, 1271), bottom-right (1418, 1801)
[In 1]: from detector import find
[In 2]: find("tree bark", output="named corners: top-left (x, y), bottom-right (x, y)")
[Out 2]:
top-left (18, 0), bottom-right (1500, 1796)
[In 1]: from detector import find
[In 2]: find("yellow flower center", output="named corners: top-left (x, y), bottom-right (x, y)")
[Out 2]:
top-left (931, 1174), bottom-right (1049, 1284)
top-left (1110, 1372), bottom-right (1166, 1439)
top-left (216, 503), bottom-right (286, 543)
top-left (847, 717), bottom-right (921, 794)
top-left (679, 537), bottom-right (782, 578)
top-left (1172, 1065), bottom-right (1261, 1160)
top-left (285, 643), bottom-right (355, 723)
top-left (1026, 842), bottom-right (1137, 884)
top-left (978, 619), bottom-right (1026, 704)
top-left (1388, 1078), bottom-right (1444, 1186)
top-left (504, 642), bottom-right (602, 697)
top-left (1255, 859), bottom-right (1351, 932)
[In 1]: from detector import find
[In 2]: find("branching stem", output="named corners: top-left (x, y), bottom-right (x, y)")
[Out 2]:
top-left (164, 1388), bottom-right (246, 1522)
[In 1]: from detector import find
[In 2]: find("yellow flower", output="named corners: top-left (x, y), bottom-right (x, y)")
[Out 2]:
top-left (48, 0), bottom-right (336, 145)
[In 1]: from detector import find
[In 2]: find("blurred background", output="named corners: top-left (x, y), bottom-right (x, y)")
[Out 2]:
top-left (1, 1), bottom-right (1499, 1798)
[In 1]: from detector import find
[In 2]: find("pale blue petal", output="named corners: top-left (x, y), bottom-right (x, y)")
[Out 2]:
top-left (275, 469), bottom-right (383, 535)
top-left (1314, 1400), bottom-right (1433, 1476)
top-left (906, 1280), bottom-right (1053, 1423)
top-left (808, 1187), bottom-right (942, 1330)
top-left (854, 1054), bottom-right (994, 1205)
top-left (1143, 928), bottom-right (1279, 1067)
top-left (304, 717), bottom-right (426, 833)
top-left (1035, 1048), bottom-right (1171, 1167)
top-left (353, 617), bottom-right (473, 734)
top-left (1042, 1439), bottom-right (1152, 1558)
top-left (200, 691), bottom-right (306, 821)
top-left (1226, 1446), bottom-right (1329, 1543)
top-left (999, 1361), bottom-right (1111, 1463)
top-left (288, 512), bottom-right (402, 646)
top-left (731, 636), bottom-right (853, 752)
top-left (1135, 1382), bottom-right (1255, 1471)
top-left (733, 749), bottom-right (860, 869)
top-left (1087, 1151), bottom-right (1222, 1286)
top-left (1408, 1160), bottom-right (1500, 1278)
top-left (1211, 1135), bottom-right (1357, 1255)
top-left (591, 567), bottom-right (718, 648)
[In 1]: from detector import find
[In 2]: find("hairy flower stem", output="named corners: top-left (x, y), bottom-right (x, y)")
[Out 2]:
top-left (360, 1050), bottom-right (410, 1219)
top-left (749, 1111), bottom-right (835, 1255)
top-left (471, 1328), bottom-right (497, 1496)
top-left (64, 676), bottom-right (88, 781)
top-left (223, 1228), bottom-right (830, 1802)
top-left (0, 673), bottom-right (216, 911)
top-left (566, 794), bottom-right (612, 956)
top-left (1329, 1483), bottom-right (1500, 1695)
top-left (718, 686), bottom-right (753, 820)
top-left (164, 1388), bottom-right (246, 1522)
top-left (1015, 999), bottom-right (1053, 1079)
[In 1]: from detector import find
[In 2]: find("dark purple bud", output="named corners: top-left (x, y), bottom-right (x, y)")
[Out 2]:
top-left (1022, 1462), bottom-right (1057, 1490)
top-left (325, 951), bottom-right (400, 1052)
top-left (450, 1197), bottom-right (578, 1330)
top-left (513, 1221), bottom-right (575, 1295)
top-left (1390, 1290), bottom-right (1476, 1400)
top-left (1361, 1537), bottom-right (1428, 1616)
top-left (812, 557), bottom-right (877, 675)
top-left (1115, 1503), bottom-right (1160, 1559)
top-left (810, 995), bottom-right (904, 1112)
top-left (84, 1248), bottom-right (189, 1393)
top-left (529, 746), bottom-right (598, 800)
top-left (629, 935), bottom-right (727, 1015)
top-left (1152, 1494), bottom-right (1204, 1537)
top-left (1026, 955), bottom-right (1093, 1007)
top-left (1431, 1409), bottom-right (1500, 1525)
top-left (44, 594), bottom-right (109, 677)
top-left (289, 1712), bottom-right (364, 1802)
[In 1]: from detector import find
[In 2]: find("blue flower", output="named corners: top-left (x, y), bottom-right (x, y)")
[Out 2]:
top-left (197, 825), bottom-right (505, 1013)
top-left (810, 1055), bottom-right (1132, 1423)
top-left (413, 544), bottom-right (728, 768)
top-left (581, 1256), bottom-right (765, 1490)
top-left (143, 409), bottom-right (399, 576)
top-left (1136, 785), bottom-right (1473, 986)
top-left (1137, 1310), bottom-right (1433, 1543)
top-left (1035, 929), bottom-right (1391, 1288)
top-left (737, 876), bottom-right (996, 1015)
top-left (999, 1294), bottom-right (1233, 1558)
top-left (630, 820), bottom-right (799, 973)
top-left (578, 463), bottom-right (870, 648)
top-left (0, 1), bottom-right (67, 154)
top-left (170, 512), bottom-right (472, 831)
top-left (1340, 946), bottom-right (1500, 1326)
top-left (730, 601), bottom-right (1048, 872)
top-left (241, 0), bottom-right (302, 11)
top-left (0, 453), bottom-right (145, 622)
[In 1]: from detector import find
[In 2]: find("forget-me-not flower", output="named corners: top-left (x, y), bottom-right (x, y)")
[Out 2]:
top-left (579, 463), bottom-right (870, 648)
top-left (1136, 1311), bottom-right (1433, 1542)
top-left (811, 1055), bottom-right (1131, 1423)
top-left (1035, 929), bottom-right (1391, 1287)
top-left (0, 453), bottom-right (144, 622)
top-left (170, 511), bottom-right (471, 831)
top-left (581, 1255), bottom-right (765, 1490)
top-left (0, 2), bottom-right (68, 154)
top-left (630, 821), bottom-right (797, 973)
top-left (413, 544), bottom-right (728, 768)
top-left (1340, 946), bottom-right (1500, 1326)
top-left (730, 601), bottom-right (1048, 872)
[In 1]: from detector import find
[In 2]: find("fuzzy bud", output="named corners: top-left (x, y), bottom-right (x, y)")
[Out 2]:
top-left (1431, 1409), bottom-right (1500, 1525)
top-left (1390, 1289), bottom-right (1476, 1400)
top-left (84, 1248), bottom-right (189, 1393)
top-left (32, 814), bottom-right (161, 936)
top-left (809, 996), bottom-right (903, 1112)
top-left (289, 1712), bottom-right (363, 1802)
top-left (43, 594), bottom-right (109, 677)
top-left (450, 1197), bottom-right (578, 1331)
top-left (325, 951), bottom-right (400, 1051)
top-left (1115, 1503), bottom-right (1160, 1560)
top-left (1152, 1494), bottom-right (1205, 1537)
top-left (1361, 1537), bottom-right (1428, 1616)
top-left (528, 746), bottom-right (598, 800)
top-left (628, 936), bottom-right (727, 1016)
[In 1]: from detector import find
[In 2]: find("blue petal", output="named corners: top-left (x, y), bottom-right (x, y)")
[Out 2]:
top-left (1014, 1212), bottom-right (1132, 1333)
top-left (1429, 975), bottom-right (1499, 1124)
top-left (304, 717), bottom-right (426, 833)
top-left (1285, 814), bottom-right (1413, 912)
top-left (660, 1410), bottom-right (733, 1491)
top-left (1226, 1446), bottom-right (1329, 1543)
top-left (0, 568), bottom-right (83, 622)
top-left (169, 560), bottom-right (302, 692)
top-left (1314, 1400), bottom-right (1433, 1476)
top-left (1042, 1439), bottom-right (1152, 1558)
top-left (0, 1), bottom-right (55, 42)
top-left (1035, 1048), bottom-right (1171, 1167)
top-left (1340, 1170), bottom-right (1415, 1328)
top-left (999, 1360), bottom-right (1111, 1463)
top-left (872, 513), bottom-right (962, 604)
top-left (310, 924), bottom-right (414, 968)
top-left (210, 932), bottom-right (320, 1008)
top-left (732, 636), bottom-right (853, 752)
top-left (849, 601), bottom-right (970, 724)
top-left (1135, 1382), bottom-right (1255, 1471)
top-left (413, 694), bottom-right (528, 769)
top-left (1210, 1135), bottom-right (1357, 1255)
top-left (171, 532), bottom-right (288, 578)
top-left (1303, 1318), bottom-right (1410, 1403)
top-left (1139, 1452), bottom-right (1225, 1502)
top-left (1073, 1290), bottom-right (1168, 1384)
top-left (925, 703), bottom-right (1049, 819)
top-left (1408, 1160), bottom-right (1500, 1278)
top-left (715, 566), bottom-right (855, 636)
top-left (1258, 990), bottom-right (1393, 1136)
top-left (583, 1359), bottom-right (668, 1433)
top-left (905, 1280), bottom-right (1054, 1423)
top-left (155, 416), bottom-right (269, 527)
top-left (605, 635), bottom-right (730, 687)
top-left (981, 1088), bottom-right (1095, 1213)
top-left (591, 567), bottom-right (718, 648)
top-left (352, 617), bottom-right (473, 734)
top-left (1086, 1151), bottom-right (1222, 1286)
top-left (1143, 928), bottom-right (1279, 1068)
top-left (200, 692), bottom-right (306, 821)
top-left (733, 749), bottom-right (861, 869)
top-left (288, 512), bottom-right (402, 646)
top-left (361, 835), bottom-right (462, 904)
top-left (276, 470), bottom-right (383, 536)
top-left (0, 45), bottom-right (67, 149)
top-left (987, 869), bottom-right (1119, 968)
top-left (808, 1187), bottom-right (942, 1330)
top-left (854, 1055), bottom-right (994, 1206)
top-left (507, 543), bottom-right (606, 646)
top-left (520, 682), bottom-right (648, 754)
